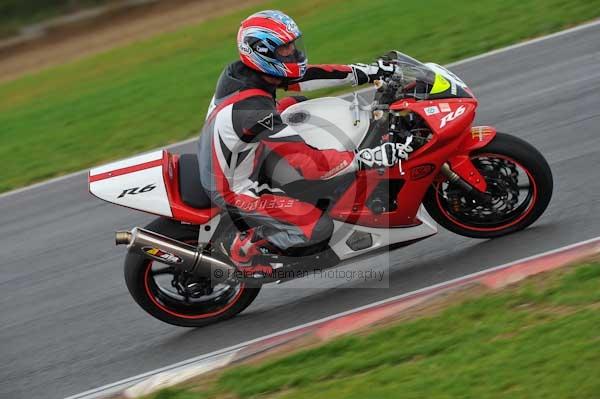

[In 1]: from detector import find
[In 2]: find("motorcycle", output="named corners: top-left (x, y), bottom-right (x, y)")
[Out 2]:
top-left (89, 51), bottom-right (553, 327)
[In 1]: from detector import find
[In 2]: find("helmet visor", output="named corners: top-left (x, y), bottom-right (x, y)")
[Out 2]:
top-left (274, 37), bottom-right (307, 64)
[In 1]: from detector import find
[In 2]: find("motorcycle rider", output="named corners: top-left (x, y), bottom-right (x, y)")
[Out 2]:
top-left (197, 10), bottom-right (404, 276)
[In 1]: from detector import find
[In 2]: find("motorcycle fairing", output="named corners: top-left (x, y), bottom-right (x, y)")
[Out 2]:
top-left (89, 150), bottom-right (218, 224)
top-left (329, 98), bottom-right (478, 227)
top-left (447, 126), bottom-right (498, 192)
top-left (89, 150), bottom-right (173, 217)
top-left (162, 152), bottom-right (219, 224)
top-left (459, 126), bottom-right (497, 152)
top-left (425, 62), bottom-right (476, 99)
top-left (329, 206), bottom-right (437, 260)
top-left (196, 206), bottom-right (437, 262)
top-left (395, 99), bottom-right (477, 139)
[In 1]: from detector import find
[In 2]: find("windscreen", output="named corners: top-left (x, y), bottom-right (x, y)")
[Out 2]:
top-left (382, 52), bottom-right (472, 100)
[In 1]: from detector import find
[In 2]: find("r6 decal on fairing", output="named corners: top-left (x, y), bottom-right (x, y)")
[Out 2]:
top-left (440, 105), bottom-right (466, 128)
top-left (117, 184), bottom-right (157, 198)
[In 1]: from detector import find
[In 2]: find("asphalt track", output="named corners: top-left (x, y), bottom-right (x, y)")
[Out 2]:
top-left (1, 22), bottom-right (599, 399)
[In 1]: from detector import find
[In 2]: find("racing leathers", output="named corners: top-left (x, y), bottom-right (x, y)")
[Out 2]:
top-left (197, 61), bottom-right (393, 259)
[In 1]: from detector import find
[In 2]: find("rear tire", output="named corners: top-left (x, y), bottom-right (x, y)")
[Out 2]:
top-left (424, 133), bottom-right (553, 239)
top-left (124, 218), bottom-right (261, 327)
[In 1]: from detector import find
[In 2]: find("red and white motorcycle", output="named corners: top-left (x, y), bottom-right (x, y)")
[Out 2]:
top-left (89, 51), bottom-right (553, 327)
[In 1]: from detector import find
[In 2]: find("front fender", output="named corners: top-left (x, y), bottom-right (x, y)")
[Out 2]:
top-left (460, 126), bottom-right (497, 152)
top-left (448, 126), bottom-right (497, 193)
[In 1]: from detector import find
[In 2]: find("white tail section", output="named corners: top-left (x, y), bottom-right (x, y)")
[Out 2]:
top-left (89, 150), bottom-right (172, 217)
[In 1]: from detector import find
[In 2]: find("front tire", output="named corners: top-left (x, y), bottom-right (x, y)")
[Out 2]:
top-left (424, 133), bottom-right (553, 239)
top-left (124, 218), bottom-right (261, 327)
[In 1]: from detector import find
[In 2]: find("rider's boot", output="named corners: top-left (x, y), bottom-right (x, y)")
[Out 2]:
top-left (230, 228), bottom-right (279, 278)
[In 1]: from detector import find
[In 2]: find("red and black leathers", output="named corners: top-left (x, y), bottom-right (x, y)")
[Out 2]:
top-left (197, 61), bottom-right (375, 253)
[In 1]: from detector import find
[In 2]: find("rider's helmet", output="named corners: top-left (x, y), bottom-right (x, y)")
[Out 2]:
top-left (237, 10), bottom-right (307, 79)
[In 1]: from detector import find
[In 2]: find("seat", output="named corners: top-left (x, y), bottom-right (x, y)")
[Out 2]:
top-left (178, 154), bottom-right (212, 209)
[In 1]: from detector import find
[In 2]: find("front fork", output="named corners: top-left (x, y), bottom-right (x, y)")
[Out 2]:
top-left (440, 162), bottom-right (491, 202)
top-left (438, 125), bottom-right (498, 199)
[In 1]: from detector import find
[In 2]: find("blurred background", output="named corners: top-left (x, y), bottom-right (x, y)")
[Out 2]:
top-left (2, 2), bottom-right (600, 399)
top-left (1, 0), bottom-right (599, 193)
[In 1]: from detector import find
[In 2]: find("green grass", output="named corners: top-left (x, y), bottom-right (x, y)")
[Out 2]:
top-left (0, 0), bottom-right (105, 38)
top-left (2, 0), bottom-right (600, 192)
top-left (147, 261), bottom-right (600, 399)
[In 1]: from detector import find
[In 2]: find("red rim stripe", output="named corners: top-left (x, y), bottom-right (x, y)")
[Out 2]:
top-left (436, 153), bottom-right (538, 232)
top-left (143, 260), bottom-right (245, 319)
top-left (89, 159), bottom-right (163, 182)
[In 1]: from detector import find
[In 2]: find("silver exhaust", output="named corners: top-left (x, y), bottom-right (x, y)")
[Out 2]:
top-left (115, 227), bottom-right (235, 281)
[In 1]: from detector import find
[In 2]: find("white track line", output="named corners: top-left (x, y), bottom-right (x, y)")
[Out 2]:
top-left (65, 235), bottom-right (600, 399)
top-left (2, 18), bottom-right (599, 201)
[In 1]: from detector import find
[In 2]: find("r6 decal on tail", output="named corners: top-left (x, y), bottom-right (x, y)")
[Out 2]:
top-left (118, 184), bottom-right (156, 198)
top-left (440, 105), bottom-right (466, 128)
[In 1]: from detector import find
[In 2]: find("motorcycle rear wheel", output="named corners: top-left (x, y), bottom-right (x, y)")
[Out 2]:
top-left (124, 218), bottom-right (261, 327)
top-left (424, 132), bottom-right (553, 239)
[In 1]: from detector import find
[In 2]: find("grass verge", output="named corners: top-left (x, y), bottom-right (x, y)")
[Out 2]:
top-left (0, 0), bottom-right (105, 38)
top-left (2, 0), bottom-right (600, 192)
top-left (144, 260), bottom-right (600, 399)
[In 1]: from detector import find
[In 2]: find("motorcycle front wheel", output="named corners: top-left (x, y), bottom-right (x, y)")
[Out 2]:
top-left (424, 132), bottom-right (553, 239)
top-left (124, 218), bottom-right (261, 327)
